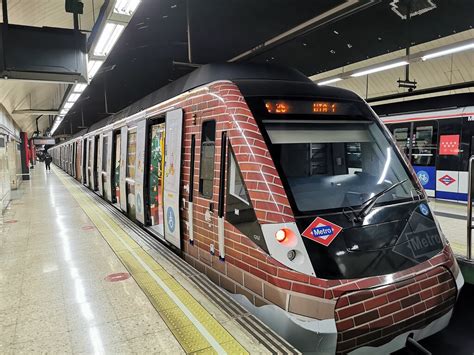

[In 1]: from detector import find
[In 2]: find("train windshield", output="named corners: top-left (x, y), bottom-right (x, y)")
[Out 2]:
top-left (264, 120), bottom-right (417, 213)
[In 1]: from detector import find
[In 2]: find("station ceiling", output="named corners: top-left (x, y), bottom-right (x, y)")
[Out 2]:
top-left (0, 0), bottom-right (104, 134)
top-left (1, 0), bottom-right (473, 136)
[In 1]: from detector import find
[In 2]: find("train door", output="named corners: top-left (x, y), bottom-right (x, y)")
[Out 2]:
top-left (112, 130), bottom-right (121, 208)
top-left (97, 134), bottom-right (104, 196)
top-left (76, 140), bottom-right (82, 182)
top-left (412, 121), bottom-right (438, 197)
top-left (133, 120), bottom-right (147, 224)
top-left (126, 128), bottom-right (137, 219)
top-left (145, 117), bottom-right (166, 235)
top-left (162, 109), bottom-right (183, 247)
top-left (103, 131), bottom-right (113, 202)
top-left (82, 139), bottom-right (87, 185)
top-left (119, 126), bottom-right (128, 211)
top-left (72, 142), bottom-right (76, 178)
top-left (93, 135), bottom-right (100, 191)
top-left (87, 138), bottom-right (94, 188)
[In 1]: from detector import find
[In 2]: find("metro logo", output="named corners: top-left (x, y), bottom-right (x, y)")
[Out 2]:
top-left (302, 217), bottom-right (342, 247)
top-left (438, 174), bottom-right (456, 186)
top-left (312, 226), bottom-right (333, 238)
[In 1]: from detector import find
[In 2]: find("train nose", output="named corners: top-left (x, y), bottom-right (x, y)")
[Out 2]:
top-left (334, 266), bottom-right (457, 354)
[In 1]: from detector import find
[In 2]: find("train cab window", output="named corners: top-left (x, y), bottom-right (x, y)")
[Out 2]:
top-left (413, 125), bottom-right (436, 166)
top-left (264, 121), bottom-right (417, 213)
top-left (226, 148), bottom-right (260, 239)
top-left (228, 152), bottom-right (249, 204)
top-left (199, 120), bottom-right (216, 198)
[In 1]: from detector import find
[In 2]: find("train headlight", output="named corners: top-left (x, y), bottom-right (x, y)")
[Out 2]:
top-left (275, 229), bottom-right (287, 242)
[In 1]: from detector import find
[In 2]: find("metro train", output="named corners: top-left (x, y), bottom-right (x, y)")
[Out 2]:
top-left (50, 64), bottom-right (463, 354)
top-left (377, 95), bottom-right (474, 203)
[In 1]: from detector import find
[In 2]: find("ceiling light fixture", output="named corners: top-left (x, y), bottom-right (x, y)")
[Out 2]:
top-left (60, 109), bottom-right (69, 115)
top-left (422, 42), bottom-right (474, 61)
top-left (73, 83), bottom-right (87, 93)
top-left (93, 22), bottom-right (125, 57)
top-left (64, 102), bottom-right (74, 110)
top-left (114, 0), bottom-right (141, 15)
top-left (68, 93), bottom-right (80, 102)
top-left (317, 77), bottom-right (342, 86)
top-left (88, 60), bottom-right (104, 80)
top-left (350, 61), bottom-right (408, 77)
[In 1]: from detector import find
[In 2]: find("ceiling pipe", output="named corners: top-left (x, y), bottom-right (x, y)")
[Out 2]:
top-left (228, 0), bottom-right (379, 63)
top-left (2, 0), bottom-right (8, 25)
top-left (368, 80), bottom-right (474, 104)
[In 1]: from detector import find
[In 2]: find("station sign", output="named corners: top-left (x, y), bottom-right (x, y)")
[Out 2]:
top-left (32, 137), bottom-right (56, 145)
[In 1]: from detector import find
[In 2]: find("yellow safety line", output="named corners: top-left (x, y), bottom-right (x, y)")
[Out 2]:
top-left (53, 168), bottom-right (248, 355)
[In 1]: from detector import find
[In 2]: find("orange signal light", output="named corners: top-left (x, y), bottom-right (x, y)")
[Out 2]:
top-left (275, 229), bottom-right (287, 242)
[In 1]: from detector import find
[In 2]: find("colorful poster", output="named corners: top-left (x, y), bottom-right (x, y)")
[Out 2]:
top-left (163, 109), bottom-right (183, 248)
top-left (149, 123), bottom-right (165, 230)
top-left (439, 135), bottom-right (460, 155)
top-left (135, 120), bottom-right (147, 224)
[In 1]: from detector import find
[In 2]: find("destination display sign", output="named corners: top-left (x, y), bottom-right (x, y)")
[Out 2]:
top-left (264, 100), bottom-right (357, 116)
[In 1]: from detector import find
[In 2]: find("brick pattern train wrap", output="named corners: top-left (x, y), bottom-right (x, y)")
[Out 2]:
top-left (50, 64), bottom-right (464, 354)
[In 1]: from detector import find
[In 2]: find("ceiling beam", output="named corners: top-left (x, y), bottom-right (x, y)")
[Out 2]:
top-left (228, 0), bottom-right (379, 63)
top-left (12, 109), bottom-right (60, 115)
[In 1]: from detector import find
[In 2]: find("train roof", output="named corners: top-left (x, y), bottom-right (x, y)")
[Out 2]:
top-left (73, 63), bottom-right (364, 138)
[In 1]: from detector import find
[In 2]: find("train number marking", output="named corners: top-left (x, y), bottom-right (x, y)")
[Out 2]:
top-left (301, 217), bottom-right (342, 247)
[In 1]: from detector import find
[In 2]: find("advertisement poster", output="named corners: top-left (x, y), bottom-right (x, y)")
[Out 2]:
top-left (135, 120), bottom-right (147, 224)
top-left (163, 109), bottom-right (183, 248)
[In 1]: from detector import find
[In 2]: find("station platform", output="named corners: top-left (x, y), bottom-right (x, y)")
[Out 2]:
top-left (429, 199), bottom-right (468, 257)
top-left (0, 166), bottom-right (297, 354)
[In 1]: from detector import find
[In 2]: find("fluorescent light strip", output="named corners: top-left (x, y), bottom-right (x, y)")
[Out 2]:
top-left (422, 43), bottom-right (474, 61)
top-left (64, 102), bottom-right (74, 109)
top-left (317, 77), bottom-right (342, 86)
top-left (94, 22), bottom-right (125, 57)
top-left (73, 83), bottom-right (87, 93)
top-left (88, 60), bottom-right (104, 80)
top-left (68, 93), bottom-right (80, 103)
top-left (351, 61), bottom-right (409, 77)
top-left (114, 0), bottom-right (141, 15)
top-left (60, 109), bottom-right (69, 115)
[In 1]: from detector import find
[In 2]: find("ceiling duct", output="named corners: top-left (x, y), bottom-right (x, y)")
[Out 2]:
top-left (390, 0), bottom-right (437, 20)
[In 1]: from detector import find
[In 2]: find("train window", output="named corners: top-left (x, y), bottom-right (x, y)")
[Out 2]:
top-left (102, 136), bottom-right (108, 172)
top-left (126, 131), bottom-right (137, 178)
top-left (264, 121), bottom-right (417, 213)
top-left (226, 147), bottom-right (260, 242)
top-left (413, 126), bottom-right (435, 166)
top-left (228, 152), bottom-right (249, 204)
top-left (126, 130), bottom-right (137, 218)
top-left (346, 143), bottom-right (362, 173)
top-left (393, 127), bottom-right (410, 157)
top-left (199, 120), bottom-right (216, 198)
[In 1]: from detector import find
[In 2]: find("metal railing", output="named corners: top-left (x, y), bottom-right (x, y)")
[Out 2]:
top-left (467, 156), bottom-right (474, 260)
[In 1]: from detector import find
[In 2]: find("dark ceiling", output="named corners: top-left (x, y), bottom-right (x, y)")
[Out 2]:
top-left (59, 0), bottom-right (474, 135)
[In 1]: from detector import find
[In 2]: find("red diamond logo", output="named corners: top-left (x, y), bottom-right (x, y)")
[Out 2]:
top-left (438, 174), bottom-right (456, 186)
top-left (301, 217), bottom-right (343, 247)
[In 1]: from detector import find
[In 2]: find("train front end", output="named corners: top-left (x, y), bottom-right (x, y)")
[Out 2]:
top-left (236, 93), bottom-right (464, 354)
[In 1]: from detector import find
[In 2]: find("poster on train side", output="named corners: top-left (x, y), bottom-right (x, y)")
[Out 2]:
top-left (163, 109), bottom-right (183, 248)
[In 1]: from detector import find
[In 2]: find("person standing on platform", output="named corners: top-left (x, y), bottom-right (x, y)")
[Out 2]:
top-left (44, 153), bottom-right (52, 171)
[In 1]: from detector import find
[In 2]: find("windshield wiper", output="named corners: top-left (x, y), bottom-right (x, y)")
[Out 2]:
top-left (354, 178), bottom-right (409, 223)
